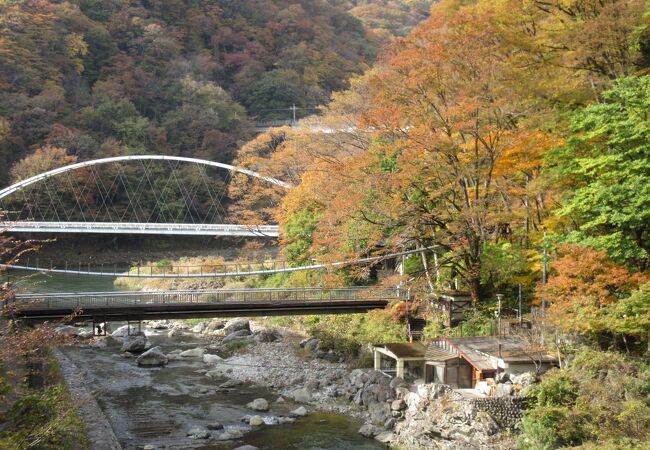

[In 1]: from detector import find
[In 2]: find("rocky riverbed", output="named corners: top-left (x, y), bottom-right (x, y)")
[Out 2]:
top-left (57, 319), bottom-right (384, 450)
top-left (57, 318), bottom-right (528, 449)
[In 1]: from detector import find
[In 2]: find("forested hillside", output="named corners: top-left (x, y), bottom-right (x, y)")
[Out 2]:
top-left (0, 0), bottom-right (429, 186)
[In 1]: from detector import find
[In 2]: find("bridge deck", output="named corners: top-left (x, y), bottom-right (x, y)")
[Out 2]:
top-left (6, 288), bottom-right (402, 321)
top-left (1, 221), bottom-right (279, 237)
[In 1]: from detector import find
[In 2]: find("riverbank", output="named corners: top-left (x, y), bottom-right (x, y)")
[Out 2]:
top-left (56, 320), bottom-right (384, 450)
top-left (50, 348), bottom-right (121, 450)
top-left (52, 317), bottom-right (524, 449)
top-left (0, 348), bottom-right (91, 449)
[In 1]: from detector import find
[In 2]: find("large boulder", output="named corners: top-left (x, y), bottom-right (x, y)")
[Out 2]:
top-left (290, 387), bottom-right (311, 403)
top-left (247, 398), bottom-right (269, 411)
top-left (375, 431), bottom-right (394, 444)
top-left (249, 415), bottom-right (264, 426)
top-left (223, 319), bottom-right (251, 335)
top-left (203, 319), bottom-right (226, 334)
top-left (254, 329), bottom-right (280, 343)
top-left (136, 346), bottom-right (168, 366)
top-left (191, 322), bottom-right (208, 333)
top-left (180, 347), bottom-right (205, 358)
top-left (368, 402), bottom-right (392, 426)
top-left (358, 423), bottom-right (383, 438)
top-left (302, 338), bottom-right (320, 352)
top-left (148, 320), bottom-right (170, 330)
top-left (222, 329), bottom-right (252, 343)
top-left (121, 335), bottom-right (147, 353)
top-left (289, 406), bottom-right (308, 417)
top-left (111, 325), bottom-right (135, 337)
top-left (203, 353), bottom-right (223, 364)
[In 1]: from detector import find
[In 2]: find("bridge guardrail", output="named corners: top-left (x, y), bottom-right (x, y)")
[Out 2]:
top-left (11, 287), bottom-right (405, 310)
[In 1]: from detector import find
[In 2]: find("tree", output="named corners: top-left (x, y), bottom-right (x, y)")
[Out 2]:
top-left (546, 77), bottom-right (650, 270)
top-left (537, 244), bottom-right (647, 335)
top-left (10, 146), bottom-right (77, 183)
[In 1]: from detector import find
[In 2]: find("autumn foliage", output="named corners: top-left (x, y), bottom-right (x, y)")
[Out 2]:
top-left (537, 245), bottom-right (647, 334)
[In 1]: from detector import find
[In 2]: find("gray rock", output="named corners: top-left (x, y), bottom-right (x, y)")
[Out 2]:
top-left (202, 319), bottom-right (226, 334)
top-left (191, 322), bottom-right (208, 333)
top-left (358, 423), bottom-right (383, 438)
top-left (203, 353), bottom-right (223, 364)
top-left (206, 369), bottom-right (223, 379)
top-left (303, 338), bottom-right (320, 351)
top-left (219, 379), bottom-right (243, 388)
top-left (187, 427), bottom-right (210, 439)
top-left (389, 377), bottom-right (406, 389)
top-left (77, 329), bottom-right (94, 339)
top-left (223, 319), bottom-right (251, 334)
top-left (247, 398), bottom-right (269, 411)
top-left (111, 324), bottom-right (133, 337)
top-left (290, 387), bottom-right (311, 403)
top-left (233, 446), bottom-right (259, 450)
top-left (249, 415), bottom-right (264, 426)
top-left (217, 428), bottom-right (245, 440)
top-left (290, 406), bottom-right (308, 417)
top-left (391, 398), bottom-right (406, 410)
top-left (179, 347), bottom-right (205, 358)
top-left (278, 416), bottom-right (296, 424)
top-left (275, 396), bottom-right (285, 403)
top-left (148, 320), bottom-right (170, 330)
top-left (121, 335), bottom-right (147, 353)
top-left (375, 431), bottom-right (394, 443)
top-left (368, 402), bottom-right (392, 426)
top-left (255, 329), bottom-right (280, 342)
top-left (143, 445), bottom-right (156, 450)
top-left (167, 329), bottom-right (182, 338)
top-left (136, 346), bottom-right (168, 367)
top-left (206, 422), bottom-right (224, 430)
top-left (222, 329), bottom-right (252, 343)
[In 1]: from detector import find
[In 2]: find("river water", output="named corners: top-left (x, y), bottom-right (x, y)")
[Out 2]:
top-left (4, 269), bottom-right (384, 450)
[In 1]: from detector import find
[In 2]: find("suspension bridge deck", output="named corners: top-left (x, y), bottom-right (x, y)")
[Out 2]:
top-left (1, 221), bottom-right (279, 237)
top-left (5, 287), bottom-right (403, 322)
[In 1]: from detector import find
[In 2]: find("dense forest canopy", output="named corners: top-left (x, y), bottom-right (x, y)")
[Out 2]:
top-left (235, 0), bottom-right (650, 300)
top-left (0, 0), bottom-right (431, 188)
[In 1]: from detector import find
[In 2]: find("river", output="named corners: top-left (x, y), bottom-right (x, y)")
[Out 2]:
top-left (4, 269), bottom-right (385, 450)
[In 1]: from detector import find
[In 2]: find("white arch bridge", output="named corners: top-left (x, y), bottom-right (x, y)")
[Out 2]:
top-left (0, 155), bottom-right (289, 237)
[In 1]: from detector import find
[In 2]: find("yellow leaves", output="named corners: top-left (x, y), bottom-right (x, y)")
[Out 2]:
top-left (10, 146), bottom-right (77, 183)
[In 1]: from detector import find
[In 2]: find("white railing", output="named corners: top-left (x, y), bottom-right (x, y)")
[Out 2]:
top-left (0, 221), bottom-right (279, 237)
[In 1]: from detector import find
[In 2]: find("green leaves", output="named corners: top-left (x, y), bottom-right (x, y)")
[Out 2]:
top-left (548, 76), bottom-right (650, 269)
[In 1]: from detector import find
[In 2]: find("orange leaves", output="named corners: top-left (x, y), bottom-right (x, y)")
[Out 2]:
top-left (537, 244), bottom-right (648, 332)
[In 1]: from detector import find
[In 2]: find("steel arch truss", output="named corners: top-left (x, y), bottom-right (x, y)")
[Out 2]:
top-left (0, 155), bottom-right (289, 236)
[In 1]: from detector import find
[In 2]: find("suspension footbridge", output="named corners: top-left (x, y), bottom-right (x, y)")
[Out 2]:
top-left (5, 287), bottom-right (405, 322)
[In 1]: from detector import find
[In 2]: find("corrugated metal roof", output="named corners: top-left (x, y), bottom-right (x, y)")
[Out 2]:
top-left (374, 342), bottom-right (426, 358)
top-left (425, 346), bottom-right (457, 361)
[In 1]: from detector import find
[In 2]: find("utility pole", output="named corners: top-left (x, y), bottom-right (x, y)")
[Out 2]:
top-left (541, 230), bottom-right (548, 344)
top-left (291, 104), bottom-right (297, 124)
top-left (496, 293), bottom-right (504, 378)
top-left (518, 283), bottom-right (523, 326)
